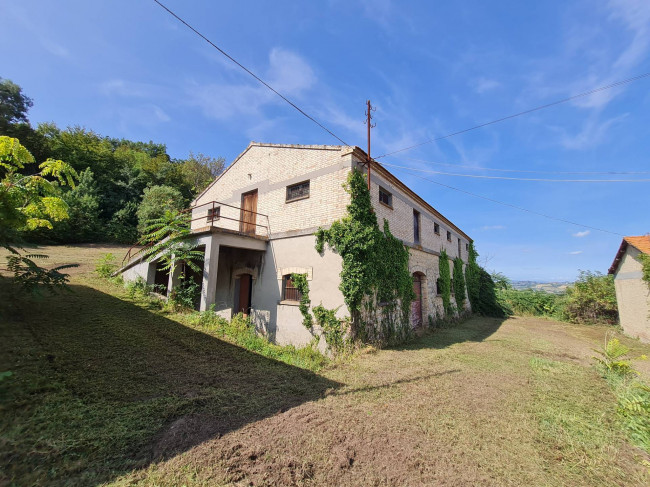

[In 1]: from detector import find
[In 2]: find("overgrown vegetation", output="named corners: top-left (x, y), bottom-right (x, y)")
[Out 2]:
top-left (438, 250), bottom-right (452, 315)
top-left (188, 309), bottom-right (327, 371)
top-left (464, 242), bottom-right (507, 318)
top-left (496, 271), bottom-right (618, 325)
top-left (593, 335), bottom-right (650, 453)
top-left (452, 257), bottom-right (466, 311)
top-left (291, 273), bottom-right (313, 329)
top-left (315, 169), bottom-right (414, 346)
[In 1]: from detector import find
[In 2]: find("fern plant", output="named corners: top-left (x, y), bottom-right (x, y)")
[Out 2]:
top-left (141, 210), bottom-right (204, 279)
top-left (592, 335), bottom-right (638, 377)
top-left (7, 250), bottom-right (78, 294)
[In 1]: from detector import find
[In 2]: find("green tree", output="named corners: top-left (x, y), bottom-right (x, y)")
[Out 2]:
top-left (465, 242), bottom-right (480, 310)
top-left (136, 185), bottom-right (185, 234)
top-left (491, 271), bottom-right (512, 290)
top-left (180, 151), bottom-right (226, 194)
top-left (0, 78), bottom-right (33, 126)
top-left (564, 270), bottom-right (618, 324)
top-left (50, 169), bottom-right (102, 242)
top-left (0, 136), bottom-right (78, 291)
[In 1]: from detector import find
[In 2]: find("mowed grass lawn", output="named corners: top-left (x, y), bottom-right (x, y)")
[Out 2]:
top-left (1, 245), bottom-right (649, 486)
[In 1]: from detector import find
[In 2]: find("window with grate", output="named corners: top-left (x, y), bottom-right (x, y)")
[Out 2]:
top-left (447, 230), bottom-right (452, 242)
top-left (413, 209), bottom-right (421, 244)
top-left (434, 222), bottom-right (440, 235)
top-left (458, 238), bottom-right (462, 255)
top-left (286, 180), bottom-right (310, 202)
top-left (379, 187), bottom-right (392, 207)
top-left (207, 206), bottom-right (220, 222)
top-left (282, 275), bottom-right (302, 302)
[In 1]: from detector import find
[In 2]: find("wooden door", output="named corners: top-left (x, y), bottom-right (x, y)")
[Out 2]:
top-left (411, 274), bottom-right (422, 328)
top-left (240, 190), bottom-right (258, 235)
top-left (237, 274), bottom-right (252, 317)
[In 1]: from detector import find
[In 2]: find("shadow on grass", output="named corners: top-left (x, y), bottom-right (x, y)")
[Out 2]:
top-left (397, 316), bottom-right (507, 351)
top-left (0, 281), bottom-right (340, 485)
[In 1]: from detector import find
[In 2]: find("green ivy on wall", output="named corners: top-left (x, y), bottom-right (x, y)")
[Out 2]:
top-left (290, 273), bottom-right (313, 329)
top-left (315, 169), bottom-right (414, 345)
top-left (465, 242), bottom-right (480, 309)
top-left (453, 257), bottom-right (466, 311)
top-left (438, 249), bottom-right (452, 316)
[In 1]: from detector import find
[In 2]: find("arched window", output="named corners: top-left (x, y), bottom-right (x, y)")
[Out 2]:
top-left (282, 275), bottom-right (302, 302)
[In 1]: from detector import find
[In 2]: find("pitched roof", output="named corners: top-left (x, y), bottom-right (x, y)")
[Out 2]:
top-left (608, 235), bottom-right (650, 274)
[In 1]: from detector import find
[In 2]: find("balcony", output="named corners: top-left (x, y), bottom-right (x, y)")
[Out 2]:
top-left (189, 200), bottom-right (270, 239)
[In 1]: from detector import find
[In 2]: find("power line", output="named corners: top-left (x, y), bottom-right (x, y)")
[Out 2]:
top-left (392, 155), bottom-right (650, 176)
top-left (375, 72), bottom-right (650, 159)
top-left (152, 0), bottom-right (349, 146)
top-left (382, 163), bottom-right (623, 236)
top-left (379, 161), bottom-right (650, 182)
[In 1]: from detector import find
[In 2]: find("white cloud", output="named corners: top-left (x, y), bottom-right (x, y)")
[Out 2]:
top-left (572, 230), bottom-right (591, 237)
top-left (569, 250), bottom-right (583, 255)
top-left (481, 225), bottom-right (506, 231)
top-left (472, 77), bottom-right (501, 94)
top-left (559, 113), bottom-right (627, 150)
top-left (189, 48), bottom-right (317, 122)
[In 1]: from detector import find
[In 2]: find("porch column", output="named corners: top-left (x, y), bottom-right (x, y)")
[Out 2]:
top-left (200, 238), bottom-right (220, 311)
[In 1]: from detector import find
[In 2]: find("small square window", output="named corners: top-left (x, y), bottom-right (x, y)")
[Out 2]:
top-left (434, 222), bottom-right (440, 235)
top-left (286, 180), bottom-right (310, 202)
top-left (466, 243), bottom-right (469, 251)
top-left (447, 231), bottom-right (452, 242)
top-left (282, 275), bottom-right (302, 302)
top-left (379, 187), bottom-right (392, 207)
top-left (207, 207), bottom-right (220, 222)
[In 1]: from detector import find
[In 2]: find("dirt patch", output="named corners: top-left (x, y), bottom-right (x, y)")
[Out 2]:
top-left (151, 414), bottom-right (229, 460)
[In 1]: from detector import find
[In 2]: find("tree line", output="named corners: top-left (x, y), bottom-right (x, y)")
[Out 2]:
top-left (0, 77), bottom-right (225, 244)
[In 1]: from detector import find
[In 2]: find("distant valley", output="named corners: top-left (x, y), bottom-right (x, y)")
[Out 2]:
top-left (510, 281), bottom-right (570, 294)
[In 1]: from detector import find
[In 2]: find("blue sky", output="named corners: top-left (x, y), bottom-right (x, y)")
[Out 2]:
top-left (3, 0), bottom-right (650, 281)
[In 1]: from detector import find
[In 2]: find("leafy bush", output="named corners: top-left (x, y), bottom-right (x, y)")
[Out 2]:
top-left (564, 271), bottom-right (617, 324)
top-left (168, 276), bottom-right (200, 311)
top-left (497, 288), bottom-right (566, 319)
top-left (188, 310), bottom-right (327, 371)
top-left (95, 253), bottom-right (117, 278)
top-left (593, 335), bottom-right (650, 453)
top-left (136, 185), bottom-right (184, 234)
top-left (313, 304), bottom-right (346, 352)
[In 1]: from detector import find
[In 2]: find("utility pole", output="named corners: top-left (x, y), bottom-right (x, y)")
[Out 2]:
top-left (365, 100), bottom-right (375, 190)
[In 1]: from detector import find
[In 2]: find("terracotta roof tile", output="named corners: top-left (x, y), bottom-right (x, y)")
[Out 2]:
top-left (609, 235), bottom-right (650, 274)
top-left (624, 235), bottom-right (650, 255)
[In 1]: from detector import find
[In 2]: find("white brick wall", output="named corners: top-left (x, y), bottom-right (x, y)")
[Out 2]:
top-left (193, 143), bottom-right (353, 235)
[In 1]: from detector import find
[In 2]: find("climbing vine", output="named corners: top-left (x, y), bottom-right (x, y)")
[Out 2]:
top-left (438, 249), bottom-right (452, 316)
top-left (312, 304), bottom-right (346, 351)
top-left (315, 169), bottom-right (414, 345)
top-left (465, 242), bottom-right (480, 310)
top-left (453, 257), bottom-right (466, 311)
top-left (291, 273), bottom-right (313, 329)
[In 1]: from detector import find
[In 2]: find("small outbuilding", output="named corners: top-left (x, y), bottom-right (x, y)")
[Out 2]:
top-left (609, 235), bottom-right (650, 343)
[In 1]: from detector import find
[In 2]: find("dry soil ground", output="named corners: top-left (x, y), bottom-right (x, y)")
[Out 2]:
top-left (1, 245), bottom-right (649, 486)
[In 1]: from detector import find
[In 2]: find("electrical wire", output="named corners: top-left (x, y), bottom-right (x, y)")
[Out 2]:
top-left (375, 72), bottom-right (650, 159)
top-left (381, 163), bottom-right (624, 236)
top-left (379, 162), bottom-right (650, 182)
top-left (152, 0), bottom-right (349, 146)
top-left (391, 155), bottom-right (650, 176)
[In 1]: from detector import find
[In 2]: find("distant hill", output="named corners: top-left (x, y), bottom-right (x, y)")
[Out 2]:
top-left (510, 281), bottom-right (570, 294)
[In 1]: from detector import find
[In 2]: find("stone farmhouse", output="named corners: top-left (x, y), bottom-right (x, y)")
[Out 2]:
top-left (120, 143), bottom-right (472, 346)
top-left (609, 235), bottom-right (650, 343)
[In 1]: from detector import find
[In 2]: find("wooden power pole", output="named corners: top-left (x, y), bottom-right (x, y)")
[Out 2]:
top-left (365, 100), bottom-right (376, 190)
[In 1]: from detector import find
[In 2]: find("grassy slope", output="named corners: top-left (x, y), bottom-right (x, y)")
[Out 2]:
top-left (1, 245), bottom-right (649, 486)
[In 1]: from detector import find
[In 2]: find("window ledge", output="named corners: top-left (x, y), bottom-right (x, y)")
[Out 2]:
top-left (279, 300), bottom-right (300, 306)
top-left (286, 195), bottom-right (309, 203)
top-left (379, 201), bottom-right (393, 210)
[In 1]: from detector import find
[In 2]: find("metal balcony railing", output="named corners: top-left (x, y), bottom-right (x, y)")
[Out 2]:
top-left (121, 201), bottom-right (270, 266)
